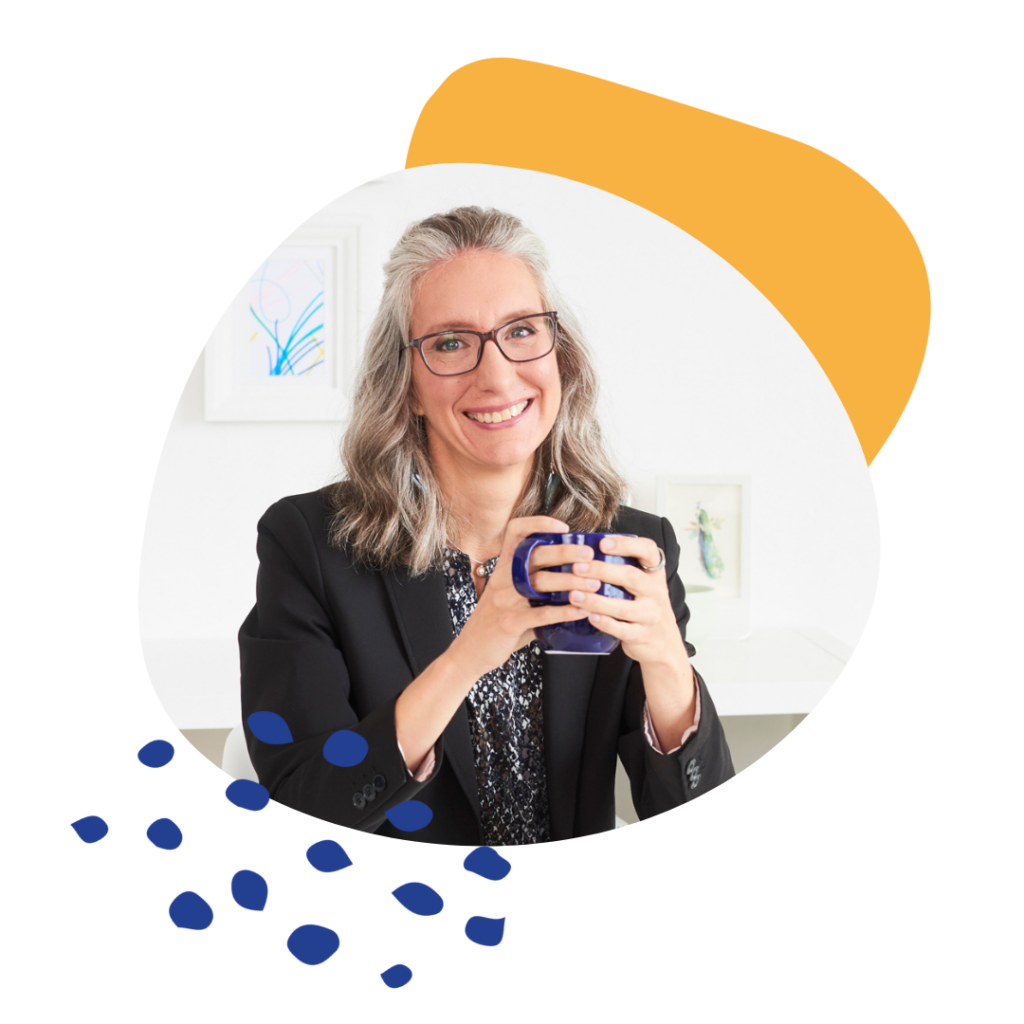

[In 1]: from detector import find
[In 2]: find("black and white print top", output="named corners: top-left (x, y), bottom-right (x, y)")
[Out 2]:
top-left (442, 548), bottom-right (551, 846)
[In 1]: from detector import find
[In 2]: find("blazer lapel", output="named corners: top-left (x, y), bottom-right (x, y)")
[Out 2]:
top-left (382, 566), bottom-right (481, 823)
top-left (543, 652), bottom-right (599, 841)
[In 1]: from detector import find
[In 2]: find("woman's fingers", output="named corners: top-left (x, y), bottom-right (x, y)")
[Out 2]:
top-left (567, 588), bottom-right (647, 622)
top-left (598, 534), bottom-right (664, 571)
top-left (527, 543), bottom-right (594, 569)
top-left (532, 602), bottom-right (591, 626)
top-left (582, 612), bottom-right (641, 641)
top-left (529, 569), bottom-right (600, 594)
top-left (568, 557), bottom-right (655, 595)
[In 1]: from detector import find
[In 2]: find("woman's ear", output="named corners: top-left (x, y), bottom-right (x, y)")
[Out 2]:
top-left (409, 387), bottom-right (424, 417)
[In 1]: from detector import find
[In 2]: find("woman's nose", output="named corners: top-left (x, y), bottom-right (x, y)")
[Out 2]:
top-left (473, 338), bottom-right (517, 387)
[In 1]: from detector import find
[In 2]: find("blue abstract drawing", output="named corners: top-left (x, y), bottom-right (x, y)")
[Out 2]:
top-left (248, 257), bottom-right (327, 379)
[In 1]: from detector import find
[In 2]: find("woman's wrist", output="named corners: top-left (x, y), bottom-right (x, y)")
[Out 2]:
top-left (639, 644), bottom-right (697, 748)
top-left (439, 631), bottom-right (495, 695)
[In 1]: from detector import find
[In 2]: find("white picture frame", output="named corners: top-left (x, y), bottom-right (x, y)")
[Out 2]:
top-left (656, 475), bottom-right (752, 639)
top-left (204, 225), bottom-right (359, 421)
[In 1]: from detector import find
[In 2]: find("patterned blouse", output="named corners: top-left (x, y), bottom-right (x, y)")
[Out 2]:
top-left (442, 547), bottom-right (551, 846)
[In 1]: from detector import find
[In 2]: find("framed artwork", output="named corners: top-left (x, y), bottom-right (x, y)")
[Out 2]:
top-left (204, 225), bottom-right (359, 420)
top-left (656, 475), bottom-right (752, 639)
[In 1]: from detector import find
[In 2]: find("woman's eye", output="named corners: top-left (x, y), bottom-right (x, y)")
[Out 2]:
top-left (431, 334), bottom-right (465, 351)
top-left (508, 325), bottom-right (535, 338)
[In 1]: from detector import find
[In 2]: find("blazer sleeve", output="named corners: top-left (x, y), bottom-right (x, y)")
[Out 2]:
top-left (616, 516), bottom-right (735, 818)
top-left (238, 497), bottom-right (441, 831)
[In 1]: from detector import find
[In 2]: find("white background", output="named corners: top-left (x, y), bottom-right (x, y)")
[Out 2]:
top-left (5, 2), bottom-right (1020, 1021)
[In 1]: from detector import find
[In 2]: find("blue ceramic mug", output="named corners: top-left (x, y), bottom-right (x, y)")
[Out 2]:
top-left (511, 532), bottom-right (640, 654)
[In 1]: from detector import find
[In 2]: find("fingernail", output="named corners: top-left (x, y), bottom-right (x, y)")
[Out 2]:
top-left (602, 538), bottom-right (616, 551)
top-left (587, 579), bottom-right (601, 591)
top-left (574, 562), bottom-right (590, 573)
top-left (589, 612), bottom-right (602, 622)
top-left (570, 590), bottom-right (585, 602)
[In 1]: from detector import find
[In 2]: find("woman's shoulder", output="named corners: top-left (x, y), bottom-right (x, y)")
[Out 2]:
top-left (259, 487), bottom-right (339, 545)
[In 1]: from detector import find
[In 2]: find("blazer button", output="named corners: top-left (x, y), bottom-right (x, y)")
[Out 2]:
top-left (362, 783), bottom-right (376, 802)
top-left (373, 774), bottom-right (386, 793)
top-left (352, 792), bottom-right (366, 810)
top-left (686, 758), bottom-right (698, 776)
top-left (689, 773), bottom-right (701, 789)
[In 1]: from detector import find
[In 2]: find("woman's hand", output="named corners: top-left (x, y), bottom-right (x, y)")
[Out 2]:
top-left (565, 535), bottom-right (697, 749)
top-left (397, 516), bottom-right (597, 773)
top-left (450, 516), bottom-right (596, 679)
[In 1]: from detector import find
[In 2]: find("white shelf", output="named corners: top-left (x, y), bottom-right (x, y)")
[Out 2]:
top-left (143, 626), bottom-right (851, 730)
top-left (694, 627), bottom-right (850, 717)
top-left (143, 638), bottom-right (242, 731)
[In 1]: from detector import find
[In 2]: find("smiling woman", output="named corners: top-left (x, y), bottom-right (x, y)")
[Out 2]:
top-left (406, 251), bottom-right (562, 480)
top-left (239, 206), bottom-right (735, 845)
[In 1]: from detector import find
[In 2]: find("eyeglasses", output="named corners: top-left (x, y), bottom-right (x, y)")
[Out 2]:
top-left (403, 312), bottom-right (558, 376)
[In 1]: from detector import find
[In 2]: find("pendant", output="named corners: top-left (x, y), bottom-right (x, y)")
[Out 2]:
top-left (475, 565), bottom-right (488, 577)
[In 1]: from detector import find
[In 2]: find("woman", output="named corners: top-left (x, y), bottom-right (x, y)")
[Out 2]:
top-left (240, 206), bottom-right (734, 845)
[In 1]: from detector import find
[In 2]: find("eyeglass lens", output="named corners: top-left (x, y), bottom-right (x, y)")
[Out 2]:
top-left (420, 315), bottom-right (555, 375)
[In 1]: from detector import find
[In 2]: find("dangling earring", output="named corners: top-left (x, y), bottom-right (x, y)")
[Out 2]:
top-left (543, 472), bottom-right (561, 513)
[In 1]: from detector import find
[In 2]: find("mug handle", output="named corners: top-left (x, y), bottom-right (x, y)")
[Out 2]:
top-left (511, 536), bottom-right (554, 601)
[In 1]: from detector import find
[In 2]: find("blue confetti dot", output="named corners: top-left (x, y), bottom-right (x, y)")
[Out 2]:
top-left (169, 891), bottom-right (213, 930)
top-left (306, 840), bottom-right (353, 872)
top-left (384, 800), bottom-right (433, 832)
top-left (287, 925), bottom-right (339, 965)
top-left (392, 882), bottom-right (443, 916)
top-left (225, 779), bottom-right (269, 811)
top-left (247, 711), bottom-right (293, 744)
top-left (381, 964), bottom-right (413, 988)
top-left (322, 730), bottom-right (368, 767)
top-left (138, 740), bottom-right (174, 767)
top-left (463, 846), bottom-right (511, 880)
top-left (146, 818), bottom-right (182, 850)
top-left (71, 816), bottom-right (108, 843)
top-left (465, 916), bottom-right (505, 946)
top-left (231, 870), bottom-right (268, 911)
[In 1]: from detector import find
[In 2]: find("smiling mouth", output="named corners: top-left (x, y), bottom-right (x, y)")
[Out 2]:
top-left (464, 400), bottom-right (531, 424)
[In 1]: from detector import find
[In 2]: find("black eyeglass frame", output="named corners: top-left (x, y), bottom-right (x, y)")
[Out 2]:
top-left (402, 311), bottom-right (559, 377)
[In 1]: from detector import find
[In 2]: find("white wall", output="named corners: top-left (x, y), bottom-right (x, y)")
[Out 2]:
top-left (140, 164), bottom-right (879, 721)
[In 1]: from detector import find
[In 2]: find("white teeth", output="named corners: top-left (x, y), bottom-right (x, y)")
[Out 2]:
top-left (467, 400), bottom-right (528, 423)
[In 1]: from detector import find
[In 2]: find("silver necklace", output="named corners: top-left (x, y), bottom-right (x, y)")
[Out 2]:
top-left (463, 551), bottom-right (498, 578)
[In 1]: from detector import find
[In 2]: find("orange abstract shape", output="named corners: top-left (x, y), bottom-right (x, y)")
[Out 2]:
top-left (407, 60), bottom-right (929, 464)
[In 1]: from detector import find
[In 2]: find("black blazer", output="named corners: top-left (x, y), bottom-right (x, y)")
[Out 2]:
top-left (239, 489), bottom-right (734, 844)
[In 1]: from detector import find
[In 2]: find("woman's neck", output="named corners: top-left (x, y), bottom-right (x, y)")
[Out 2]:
top-left (435, 458), bottom-right (533, 562)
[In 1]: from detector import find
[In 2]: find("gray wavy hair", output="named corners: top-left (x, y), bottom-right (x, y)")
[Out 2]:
top-left (328, 205), bottom-right (628, 574)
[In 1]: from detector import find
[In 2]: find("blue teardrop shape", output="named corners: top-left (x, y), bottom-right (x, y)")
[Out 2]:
top-left (465, 916), bottom-right (505, 946)
top-left (322, 730), bottom-right (368, 767)
top-left (71, 815), bottom-right (108, 843)
top-left (463, 846), bottom-right (511, 880)
top-left (306, 840), bottom-right (352, 872)
top-left (169, 891), bottom-right (213, 930)
top-left (247, 711), bottom-right (294, 745)
top-left (383, 800), bottom-right (433, 832)
top-left (231, 870), bottom-right (268, 911)
top-left (381, 964), bottom-right (413, 988)
top-left (146, 817), bottom-right (182, 850)
top-left (225, 779), bottom-right (269, 810)
top-left (392, 882), bottom-right (443, 916)
top-left (138, 740), bottom-right (174, 767)
top-left (287, 924), bottom-right (339, 965)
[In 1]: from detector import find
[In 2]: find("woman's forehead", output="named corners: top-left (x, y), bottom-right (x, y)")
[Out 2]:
top-left (411, 250), bottom-right (543, 335)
